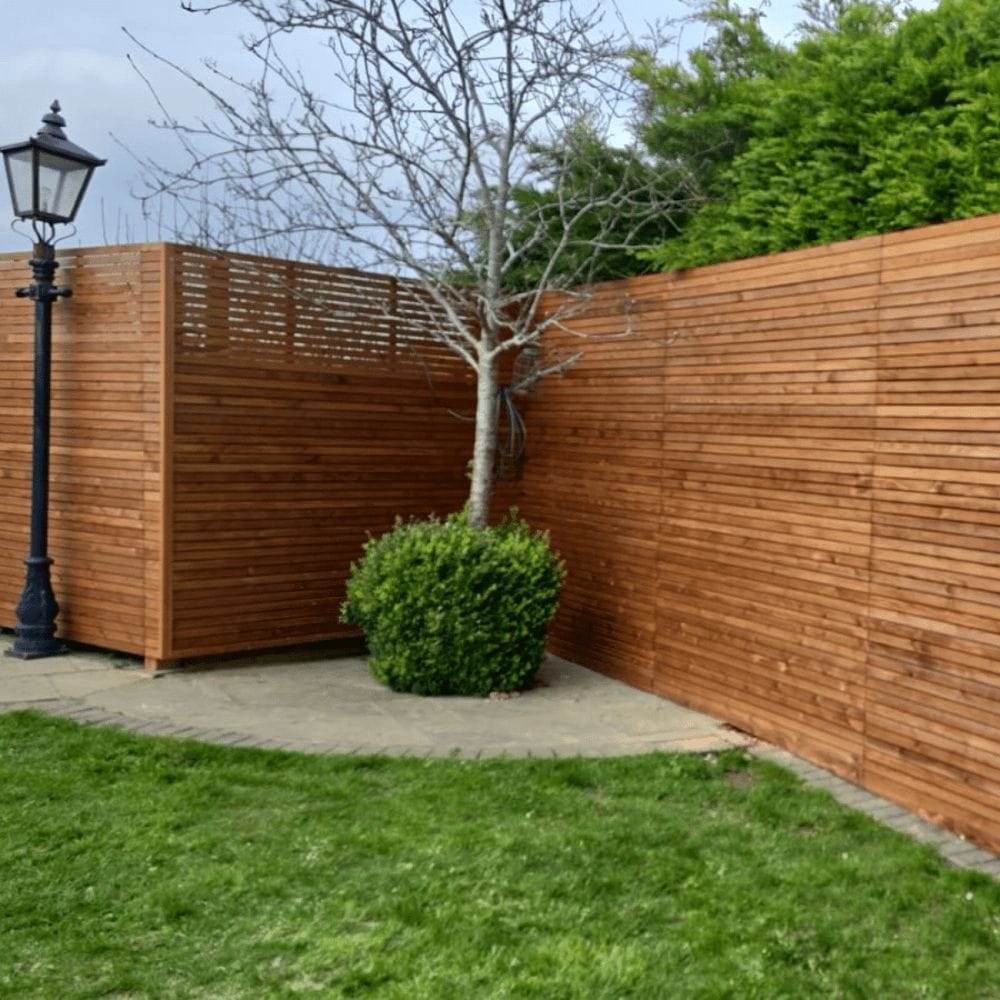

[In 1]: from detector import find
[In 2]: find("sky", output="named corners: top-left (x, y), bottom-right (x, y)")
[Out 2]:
top-left (0, 0), bottom-right (926, 256)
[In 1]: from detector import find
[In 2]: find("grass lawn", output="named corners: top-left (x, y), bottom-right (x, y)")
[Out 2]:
top-left (2, 712), bottom-right (999, 999)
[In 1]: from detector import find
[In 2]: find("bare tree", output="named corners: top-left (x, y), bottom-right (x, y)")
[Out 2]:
top-left (129, 0), bottom-right (678, 526)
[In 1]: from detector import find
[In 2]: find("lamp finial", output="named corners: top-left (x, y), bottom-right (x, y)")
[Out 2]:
top-left (39, 102), bottom-right (67, 141)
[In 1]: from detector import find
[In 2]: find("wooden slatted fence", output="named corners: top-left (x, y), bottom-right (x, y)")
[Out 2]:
top-left (514, 213), bottom-right (1000, 854)
top-left (0, 245), bottom-right (166, 655)
top-left (166, 246), bottom-right (479, 660)
top-left (0, 243), bottom-right (478, 665)
top-left (3, 221), bottom-right (1000, 853)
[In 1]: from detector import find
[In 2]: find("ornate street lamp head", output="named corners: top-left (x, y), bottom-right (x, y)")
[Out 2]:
top-left (1, 101), bottom-right (106, 232)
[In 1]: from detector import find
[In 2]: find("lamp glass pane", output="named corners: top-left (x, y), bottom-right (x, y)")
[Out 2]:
top-left (36, 151), bottom-right (91, 221)
top-left (3, 148), bottom-right (34, 217)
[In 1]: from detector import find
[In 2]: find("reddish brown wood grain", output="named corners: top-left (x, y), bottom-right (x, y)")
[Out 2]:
top-left (0, 244), bottom-right (478, 664)
top-left (515, 214), bottom-right (1000, 855)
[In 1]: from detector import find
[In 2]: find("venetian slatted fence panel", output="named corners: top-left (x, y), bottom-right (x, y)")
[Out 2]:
top-left (516, 214), bottom-right (1000, 854)
top-left (518, 279), bottom-right (670, 692)
top-left (165, 246), bottom-right (477, 661)
top-left (866, 216), bottom-right (1000, 852)
top-left (0, 244), bottom-right (166, 658)
top-left (653, 238), bottom-right (882, 780)
top-left (1, 243), bottom-right (478, 665)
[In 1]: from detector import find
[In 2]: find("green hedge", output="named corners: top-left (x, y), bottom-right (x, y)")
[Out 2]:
top-left (341, 510), bottom-right (564, 696)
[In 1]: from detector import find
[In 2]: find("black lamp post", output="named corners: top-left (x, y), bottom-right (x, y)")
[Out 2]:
top-left (1, 102), bottom-right (105, 659)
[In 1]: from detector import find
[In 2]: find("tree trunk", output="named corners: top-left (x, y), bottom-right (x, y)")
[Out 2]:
top-left (467, 355), bottom-right (498, 528)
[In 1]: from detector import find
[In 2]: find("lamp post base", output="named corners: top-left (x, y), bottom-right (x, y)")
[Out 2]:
top-left (6, 555), bottom-right (65, 659)
top-left (6, 636), bottom-right (65, 659)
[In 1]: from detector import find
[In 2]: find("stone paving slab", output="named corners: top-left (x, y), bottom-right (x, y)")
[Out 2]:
top-left (2, 632), bottom-right (997, 879)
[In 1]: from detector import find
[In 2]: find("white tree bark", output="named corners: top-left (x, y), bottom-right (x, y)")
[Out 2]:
top-left (468, 353), bottom-right (499, 528)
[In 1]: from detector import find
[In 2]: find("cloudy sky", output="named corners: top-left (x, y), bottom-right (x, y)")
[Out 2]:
top-left (0, 0), bottom-right (891, 255)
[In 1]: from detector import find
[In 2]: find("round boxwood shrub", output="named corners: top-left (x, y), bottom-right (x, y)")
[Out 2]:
top-left (340, 509), bottom-right (564, 696)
